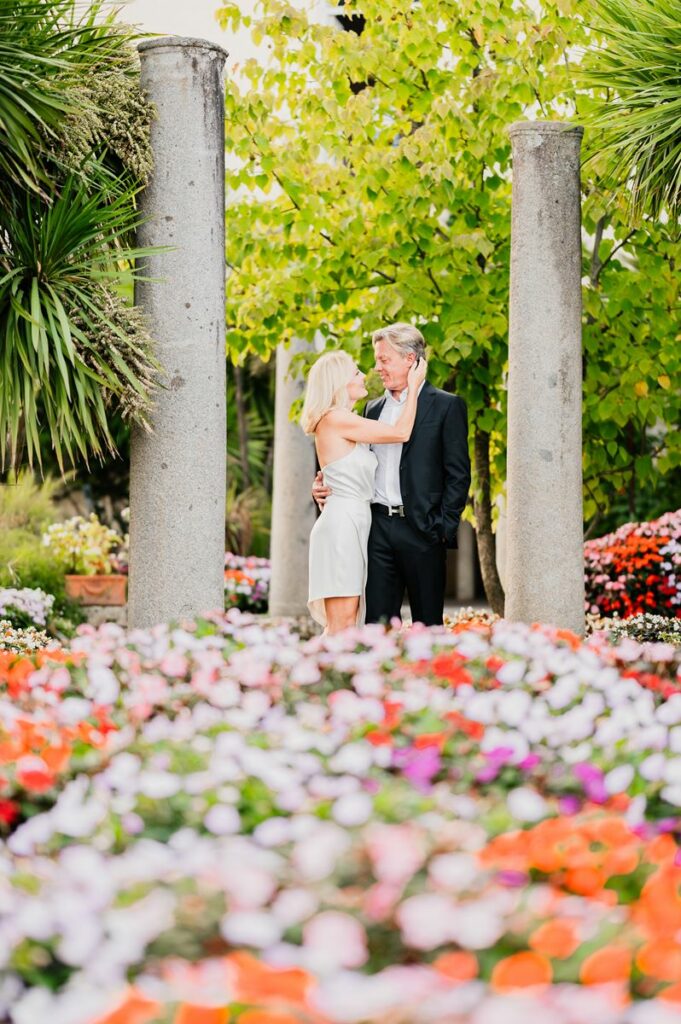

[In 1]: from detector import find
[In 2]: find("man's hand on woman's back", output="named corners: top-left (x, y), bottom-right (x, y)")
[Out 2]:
top-left (312, 470), bottom-right (331, 510)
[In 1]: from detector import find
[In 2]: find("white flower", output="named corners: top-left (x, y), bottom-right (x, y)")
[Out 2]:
top-left (220, 910), bottom-right (281, 948)
top-left (660, 786), bottom-right (681, 808)
top-left (396, 893), bottom-right (454, 950)
top-left (428, 852), bottom-right (478, 891)
top-left (332, 792), bottom-right (373, 827)
top-left (663, 759), bottom-right (681, 786)
top-left (495, 659), bottom-right (526, 685)
top-left (497, 689), bottom-right (532, 726)
top-left (303, 911), bottom-right (368, 970)
top-left (604, 764), bottom-right (634, 794)
top-left (640, 753), bottom-right (666, 782)
top-left (203, 805), bottom-right (240, 835)
top-left (506, 787), bottom-right (547, 822)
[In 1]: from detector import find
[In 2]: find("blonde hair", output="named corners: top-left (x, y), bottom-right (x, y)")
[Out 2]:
top-left (300, 350), bottom-right (356, 435)
top-left (372, 322), bottom-right (425, 361)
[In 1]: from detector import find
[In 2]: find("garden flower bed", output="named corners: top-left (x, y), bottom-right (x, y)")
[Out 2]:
top-left (585, 509), bottom-right (681, 620)
top-left (224, 553), bottom-right (271, 612)
top-left (0, 613), bottom-right (680, 1023)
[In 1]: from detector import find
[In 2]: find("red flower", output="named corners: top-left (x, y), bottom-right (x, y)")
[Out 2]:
top-left (0, 799), bottom-right (19, 826)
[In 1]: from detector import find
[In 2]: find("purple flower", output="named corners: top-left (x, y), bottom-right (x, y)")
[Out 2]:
top-left (518, 754), bottom-right (541, 772)
top-left (558, 795), bottom-right (582, 816)
top-left (393, 746), bottom-right (441, 793)
top-left (573, 762), bottom-right (607, 803)
top-left (497, 870), bottom-right (529, 887)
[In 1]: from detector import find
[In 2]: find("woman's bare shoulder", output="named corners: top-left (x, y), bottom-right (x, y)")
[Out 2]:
top-left (318, 408), bottom-right (359, 430)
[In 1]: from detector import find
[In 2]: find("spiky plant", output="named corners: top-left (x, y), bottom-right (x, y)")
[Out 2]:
top-left (0, 0), bottom-right (162, 472)
top-left (581, 0), bottom-right (681, 220)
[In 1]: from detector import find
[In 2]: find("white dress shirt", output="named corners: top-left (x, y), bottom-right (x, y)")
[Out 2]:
top-left (371, 383), bottom-right (424, 507)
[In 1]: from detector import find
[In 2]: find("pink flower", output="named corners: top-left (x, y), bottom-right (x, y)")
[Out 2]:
top-left (366, 824), bottom-right (427, 884)
top-left (303, 911), bottom-right (368, 969)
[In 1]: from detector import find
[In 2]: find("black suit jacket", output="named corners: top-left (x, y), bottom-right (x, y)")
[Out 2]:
top-left (364, 381), bottom-right (471, 549)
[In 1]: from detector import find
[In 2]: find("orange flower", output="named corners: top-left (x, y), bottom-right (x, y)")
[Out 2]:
top-left (580, 945), bottom-right (632, 985)
top-left (564, 866), bottom-right (607, 897)
top-left (41, 742), bottom-right (73, 773)
top-left (433, 950), bottom-right (478, 982)
top-left (15, 756), bottom-right (55, 793)
top-left (529, 919), bottom-right (580, 959)
top-left (413, 732), bottom-right (447, 750)
top-left (554, 628), bottom-right (582, 650)
top-left (227, 952), bottom-right (312, 1008)
top-left (634, 864), bottom-right (681, 940)
top-left (430, 653), bottom-right (473, 686)
top-left (92, 988), bottom-right (162, 1024)
top-left (175, 1007), bottom-right (228, 1024)
top-left (490, 951), bottom-right (552, 992)
top-left (660, 981), bottom-right (681, 1005)
top-left (238, 1013), bottom-right (302, 1024)
top-left (636, 938), bottom-right (681, 981)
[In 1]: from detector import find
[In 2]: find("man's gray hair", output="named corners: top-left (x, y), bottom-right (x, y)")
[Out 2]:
top-left (372, 322), bottom-right (426, 361)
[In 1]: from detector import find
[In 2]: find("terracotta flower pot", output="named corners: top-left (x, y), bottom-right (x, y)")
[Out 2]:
top-left (64, 574), bottom-right (127, 607)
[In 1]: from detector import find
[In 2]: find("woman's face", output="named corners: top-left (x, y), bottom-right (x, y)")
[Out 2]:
top-left (346, 363), bottom-right (368, 403)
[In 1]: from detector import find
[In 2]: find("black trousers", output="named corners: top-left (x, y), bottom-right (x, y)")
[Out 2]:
top-left (365, 507), bottom-right (447, 626)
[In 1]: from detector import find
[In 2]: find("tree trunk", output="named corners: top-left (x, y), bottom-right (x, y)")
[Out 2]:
top-left (473, 425), bottom-right (505, 615)
top-left (233, 363), bottom-right (250, 489)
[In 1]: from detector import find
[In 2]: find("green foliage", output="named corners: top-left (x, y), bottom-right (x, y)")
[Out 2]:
top-left (579, 0), bottom-right (681, 220)
top-left (0, 529), bottom-right (85, 627)
top-left (0, 0), bottom-right (161, 473)
top-left (582, 190), bottom-right (681, 530)
top-left (216, 0), bottom-right (680, 537)
top-left (0, 175), bottom-right (161, 470)
top-left (225, 483), bottom-right (271, 557)
top-left (0, 469), bottom-right (63, 534)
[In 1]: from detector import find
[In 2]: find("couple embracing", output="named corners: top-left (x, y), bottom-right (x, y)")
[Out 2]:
top-left (301, 323), bottom-right (471, 635)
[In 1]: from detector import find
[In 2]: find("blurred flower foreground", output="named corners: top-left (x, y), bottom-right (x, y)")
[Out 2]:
top-left (1, 611), bottom-right (681, 1024)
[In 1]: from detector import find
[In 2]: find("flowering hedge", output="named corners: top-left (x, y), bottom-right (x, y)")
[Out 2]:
top-left (585, 509), bottom-right (681, 619)
top-left (224, 553), bottom-right (270, 612)
top-left (1, 614), bottom-right (680, 1023)
top-left (0, 587), bottom-right (55, 628)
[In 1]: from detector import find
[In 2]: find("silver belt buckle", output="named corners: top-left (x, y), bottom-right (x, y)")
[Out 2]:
top-left (388, 504), bottom-right (405, 518)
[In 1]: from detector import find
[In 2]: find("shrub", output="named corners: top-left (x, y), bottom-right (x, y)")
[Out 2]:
top-left (584, 508), bottom-right (680, 618)
top-left (0, 529), bottom-right (85, 632)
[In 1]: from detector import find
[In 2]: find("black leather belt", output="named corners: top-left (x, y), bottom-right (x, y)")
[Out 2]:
top-left (371, 503), bottom-right (405, 518)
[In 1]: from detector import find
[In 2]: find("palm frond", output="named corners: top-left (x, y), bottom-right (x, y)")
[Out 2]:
top-left (580, 0), bottom-right (681, 220)
top-left (0, 0), bottom-right (148, 196)
top-left (0, 172), bottom-right (162, 471)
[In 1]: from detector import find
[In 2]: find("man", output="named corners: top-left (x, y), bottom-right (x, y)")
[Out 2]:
top-left (312, 322), bottom-right (471, 626)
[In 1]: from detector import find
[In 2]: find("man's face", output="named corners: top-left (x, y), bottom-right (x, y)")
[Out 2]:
top-left (373, 339), bottom-right (415, 393)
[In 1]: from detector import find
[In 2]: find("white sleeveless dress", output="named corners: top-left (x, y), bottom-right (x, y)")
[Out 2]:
top-left (308, 442), bottom-right (378, 627)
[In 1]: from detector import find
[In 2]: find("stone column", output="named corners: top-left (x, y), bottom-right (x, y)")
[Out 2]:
top-left (128, 37), bottom-right (228, 629)
top-left (506, 122), bottom-right (585, 634)
top-left (268, 339), bottom-right (318, 616)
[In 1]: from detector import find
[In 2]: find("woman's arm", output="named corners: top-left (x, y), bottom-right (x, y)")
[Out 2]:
top-left (324, 359), bottom-right (427, 445)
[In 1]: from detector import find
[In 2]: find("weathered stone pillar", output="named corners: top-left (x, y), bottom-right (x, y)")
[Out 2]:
top-left (268, 340), bottom-right (317, 616)
top-left (129, 37), bottom-right (228, 629)
top-left (506, 122), bottom-right (585, 634)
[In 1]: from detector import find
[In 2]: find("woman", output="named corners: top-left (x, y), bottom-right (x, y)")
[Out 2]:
top-left (301, 350), bottom-right (426, 634)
